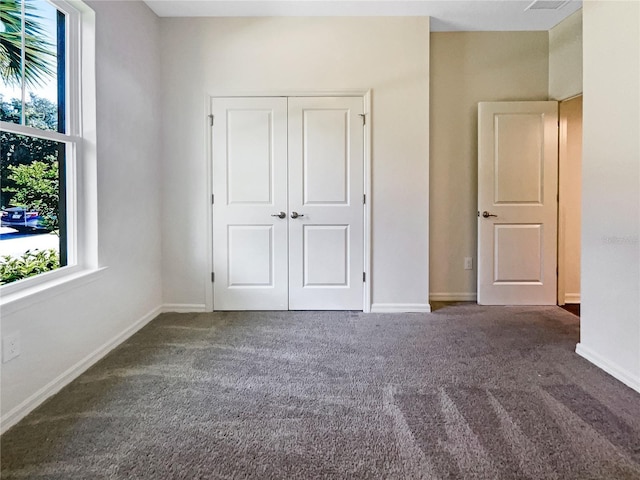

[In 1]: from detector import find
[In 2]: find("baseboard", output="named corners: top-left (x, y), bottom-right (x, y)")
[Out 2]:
top-left (162, 303), bottom-right (207, 313)
top-left (370, 303), bottom-right (431, 313)
top-left (576, 343), bottom-right (640, 394)
top-left (429, 293), bottom-right (477, 302)
top-left (564, 293), bottom-right (581, 304)
top-left (0, 305), bottom-right (163, 435)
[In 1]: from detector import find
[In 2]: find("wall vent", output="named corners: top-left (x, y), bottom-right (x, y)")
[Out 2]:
top-left (525, 0), bottom-right (570, 10)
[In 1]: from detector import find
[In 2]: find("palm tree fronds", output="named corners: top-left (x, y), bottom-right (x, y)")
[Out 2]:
top-left (0, 0), bottom-right (56, 89)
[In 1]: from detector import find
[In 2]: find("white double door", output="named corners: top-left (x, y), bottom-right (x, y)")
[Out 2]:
top-left (212, 96), bottom-right (364, 311)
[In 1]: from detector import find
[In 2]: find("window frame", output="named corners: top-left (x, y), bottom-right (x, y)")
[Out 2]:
top-left (0, 0), bottom-right (98, 302)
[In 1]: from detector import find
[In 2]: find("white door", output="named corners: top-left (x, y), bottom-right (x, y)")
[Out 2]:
top-left (212, 97), bottom-right (289, 310)
top-left (212, 96), bottom-right (365, 310)
top-left (288, 97), bottom-right (365, 310)
top-left (477, 101), bottom-right (558, 305)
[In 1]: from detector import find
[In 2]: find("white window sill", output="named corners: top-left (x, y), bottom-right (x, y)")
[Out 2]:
top-left (0, 267), bottom-right (108, 317)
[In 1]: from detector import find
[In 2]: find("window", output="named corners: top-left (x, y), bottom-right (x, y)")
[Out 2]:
top-left (1, 0), bottom-right (96, 295)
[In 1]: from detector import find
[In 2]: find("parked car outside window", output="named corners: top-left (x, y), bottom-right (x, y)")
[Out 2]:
top-left (1, 207), bottom-right (52, 233)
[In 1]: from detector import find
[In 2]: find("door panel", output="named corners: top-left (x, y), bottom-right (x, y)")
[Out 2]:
top-left (288, 97), bottom-right (364, 310)
top-left (303, 225), bottom-right (349, 286)
top-left (303, 109), bottom-right (349, 204)
top-left (478, 101), bottom-right (558, 305)
top-left (213, 97), bottom-right (288, 310)
top-left (227, 110), bottom-right (275, 205)
top-left (494, 114), bottom-right (544, 204)
top-left (494, 224), bottom-right (543, 282)
top-left (227, 225), bottom-right (274, 286)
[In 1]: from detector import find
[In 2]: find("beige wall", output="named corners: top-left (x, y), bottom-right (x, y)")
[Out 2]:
top-left (549, 9), bottom-right (583, 100)
top-left (578, 1), bottom-right (640, 391)
top-left (160, 17), bottom-right (431, 311)
top-left (429, 32), bottom-right (549, 300)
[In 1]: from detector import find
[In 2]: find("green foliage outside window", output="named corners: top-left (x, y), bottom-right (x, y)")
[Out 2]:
top-left (0, 249), bottom-right (60, 285)
top-left (1, 94), bottom-right (60, 228)
top-left (1, 0), bottom-right (62, 285)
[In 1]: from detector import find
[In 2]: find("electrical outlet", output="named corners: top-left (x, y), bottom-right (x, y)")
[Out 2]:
top-left (2, 331), bottom-right (21, 363)
top-left (464, 257), bottom-right (473, 270)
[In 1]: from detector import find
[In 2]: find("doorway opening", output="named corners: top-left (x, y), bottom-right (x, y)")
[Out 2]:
top-left (557, 94), bottom-right (583, 313)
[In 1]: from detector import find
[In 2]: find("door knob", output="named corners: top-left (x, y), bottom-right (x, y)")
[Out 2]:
top-left (290, 211), bottom-right (304, 219)
top-left (482, 211), bottom-right (498, 218)
top-left (271, 212), bottom-right (286, 219)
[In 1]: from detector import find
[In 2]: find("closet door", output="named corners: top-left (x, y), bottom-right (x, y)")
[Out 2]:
top-left (212, 97), bottom-right (289, 310)
top-left (287, 97), bottom-right (365, 310)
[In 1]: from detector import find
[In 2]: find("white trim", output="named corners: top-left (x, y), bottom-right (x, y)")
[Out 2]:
top-left (557, 97), bottom-right (567, 306)
top-left (0, 123), bottom-right (82, 144)
top-left (207, 91), bottom-right (372, 312)
top-left (0, 267), bottom-right (107, 317)
top-left (0, 0), bottom-right (98, 300)
top-left (564, 293), bottom-right (581, 304)
top-left (0, 304), bottom-right (162, 435)
top-left (370, 303), bottom-right (432, 313)
top-left (204, 94), bottom-right (214, 311)
top-left (363, 90), bottom-right (372, 313)
top-left (429, 293), bottom-right (478, 302)
top-left (162, 303), bottom-right (207, 313)
top-left (576, 343), bottom-right (640, 394)
top-left (1, 261), bottom-right (85, 298)
top-left (76, 1), bottom-right (98, 269)
top-left (206, 89), bottom-right (370, 98)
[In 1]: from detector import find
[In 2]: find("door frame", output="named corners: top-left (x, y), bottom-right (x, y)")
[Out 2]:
top-left (204, 90), bottom-right (373, 312)
top-left (556, 94), bottom-right (582, 306)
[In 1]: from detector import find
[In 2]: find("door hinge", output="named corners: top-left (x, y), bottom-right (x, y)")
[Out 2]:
top-left (363, 194), bottom-right (366, 205)
top-left (363, 272), bottom-right (366, 282)
top-left (211, 272), bottom-right (215, 282)
top-left (208, 114), bottom-right (214, 126)
top-left (211, 194), bottom-right (215, 204)
top-left (358, 113), bottom-right (366, 126)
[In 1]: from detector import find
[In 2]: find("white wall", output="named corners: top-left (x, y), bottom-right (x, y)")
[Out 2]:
top-left (429, 32), bottom-right (549, 300)
top-left (549, 9), bottom-right (583, 101)
top-left (577, 1), bottom-right (640, 392)
top-left (160, 17), bottom-right (431, 312)
top-left (0, 0), bottom-right (163, 430)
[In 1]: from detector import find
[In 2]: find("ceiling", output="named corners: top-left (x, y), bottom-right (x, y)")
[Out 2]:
top-left (143, 0), bottom-right (582, 31)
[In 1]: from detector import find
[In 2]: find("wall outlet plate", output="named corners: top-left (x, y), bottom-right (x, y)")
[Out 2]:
top-left (464, 257), bottom-right (473, 270)
top-left (2, 331), bottom-right (21, 363)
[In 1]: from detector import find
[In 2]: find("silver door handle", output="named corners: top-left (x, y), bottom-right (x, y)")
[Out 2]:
top-left (290, 211), bottom-right (304, 219)
top-left (271, 212), bottom-right (286, 219)
top-left (482, 211), bottom-right (498, 218)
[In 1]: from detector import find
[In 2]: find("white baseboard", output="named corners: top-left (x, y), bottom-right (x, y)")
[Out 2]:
top-left (429, 293), bottom-right (477, 302)
top-left (370, 303), bottom-right (431, 313)
top-left (576, 343), bottom-right (640, 394)
top-left (162, 304), bottom-right (207, 313)
top-left (1, 305), bottom-right (163, 435)
top-left (564, 293), bottom-right (581, 304)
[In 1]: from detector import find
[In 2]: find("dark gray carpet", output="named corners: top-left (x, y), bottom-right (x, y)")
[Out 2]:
top-left (2, 304), bottom-right (640, 479)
